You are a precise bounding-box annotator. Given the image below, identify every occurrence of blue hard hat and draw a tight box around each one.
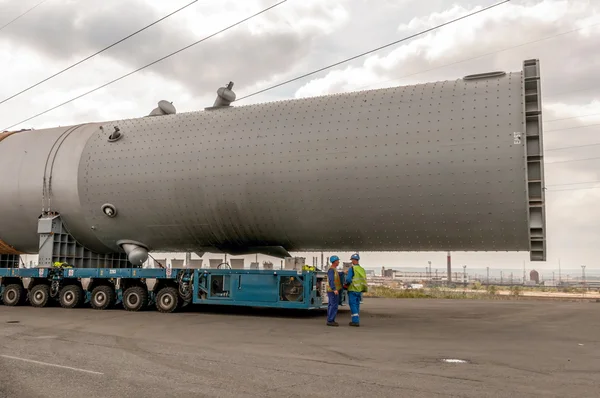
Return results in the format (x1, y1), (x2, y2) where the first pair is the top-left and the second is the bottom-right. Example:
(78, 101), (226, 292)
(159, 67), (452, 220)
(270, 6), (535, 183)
(330, 255), (340, 263)
(350, 253), (360, 261)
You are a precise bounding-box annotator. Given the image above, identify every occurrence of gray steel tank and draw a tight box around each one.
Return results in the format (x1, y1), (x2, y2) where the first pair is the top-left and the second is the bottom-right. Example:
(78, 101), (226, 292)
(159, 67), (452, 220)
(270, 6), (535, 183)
(0, 59), (546, 262)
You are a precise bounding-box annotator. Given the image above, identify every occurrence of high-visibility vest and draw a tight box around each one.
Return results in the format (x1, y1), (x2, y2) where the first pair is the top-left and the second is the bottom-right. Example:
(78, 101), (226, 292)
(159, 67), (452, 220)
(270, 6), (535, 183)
(327, 268), (342, 292)
(348, 265), (368, 293)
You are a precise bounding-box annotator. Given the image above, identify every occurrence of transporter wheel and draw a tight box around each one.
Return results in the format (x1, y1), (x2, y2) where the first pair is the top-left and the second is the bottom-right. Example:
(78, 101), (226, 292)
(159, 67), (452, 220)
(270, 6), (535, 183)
(156, 287), (179, 313)
(2, 284), (25, 306)
(122, 286), (148, 312)
(29, 284), (50, 308)
(90, 285), (115, 310)
(59, 285), (84, 309)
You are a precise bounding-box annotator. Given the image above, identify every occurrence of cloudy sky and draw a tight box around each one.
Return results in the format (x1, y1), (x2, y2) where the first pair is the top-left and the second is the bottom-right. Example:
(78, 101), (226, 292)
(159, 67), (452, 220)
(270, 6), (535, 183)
(1, 0), (599, 272)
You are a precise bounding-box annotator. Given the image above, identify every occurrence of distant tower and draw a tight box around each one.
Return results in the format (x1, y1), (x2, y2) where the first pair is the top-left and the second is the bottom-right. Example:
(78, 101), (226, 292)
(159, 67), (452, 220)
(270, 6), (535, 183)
(447, 251), (452, 282)
(530, 269), (540, 284)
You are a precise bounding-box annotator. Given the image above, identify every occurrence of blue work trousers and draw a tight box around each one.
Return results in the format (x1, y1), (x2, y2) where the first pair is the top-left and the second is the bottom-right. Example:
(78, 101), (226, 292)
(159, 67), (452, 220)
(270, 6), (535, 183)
(327, 292), (339, 323)
(348, 291), (362, 324)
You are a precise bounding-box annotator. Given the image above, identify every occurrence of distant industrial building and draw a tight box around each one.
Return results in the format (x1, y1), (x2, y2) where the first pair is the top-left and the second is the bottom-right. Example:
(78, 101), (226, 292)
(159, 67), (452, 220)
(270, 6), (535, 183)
(379, 267), (467, 284)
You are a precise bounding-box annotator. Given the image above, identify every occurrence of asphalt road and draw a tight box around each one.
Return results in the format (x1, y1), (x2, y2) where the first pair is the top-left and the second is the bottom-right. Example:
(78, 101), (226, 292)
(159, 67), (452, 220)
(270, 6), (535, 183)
(0, 298), (599, 398)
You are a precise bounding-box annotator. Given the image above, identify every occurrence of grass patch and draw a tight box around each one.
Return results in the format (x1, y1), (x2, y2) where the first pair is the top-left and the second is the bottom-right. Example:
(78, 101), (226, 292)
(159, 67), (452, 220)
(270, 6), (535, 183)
(365, 286), (429, 299)
(364, 286), (503, 300)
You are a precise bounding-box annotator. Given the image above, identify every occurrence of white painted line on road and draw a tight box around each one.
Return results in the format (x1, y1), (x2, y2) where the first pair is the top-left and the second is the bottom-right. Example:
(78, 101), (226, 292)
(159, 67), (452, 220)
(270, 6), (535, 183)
(0, 354), (103, 375)
(441, 359), (468, 363)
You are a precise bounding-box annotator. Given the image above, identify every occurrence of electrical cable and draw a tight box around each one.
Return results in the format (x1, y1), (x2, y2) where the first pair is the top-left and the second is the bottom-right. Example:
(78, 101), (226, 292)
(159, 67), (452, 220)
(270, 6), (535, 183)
(545, 112), (600, 123)
(546, 142), (600, 152)
(547, 186), (600, 192)
(0, 0), (49, 33)
(546, 156), (600, 165)
(0, 0), (199, 106)
(545, 122), (600, 133)
(546, 180), (600, 187)
(234, 0), (511, 102)
(1, 0), (288, 131)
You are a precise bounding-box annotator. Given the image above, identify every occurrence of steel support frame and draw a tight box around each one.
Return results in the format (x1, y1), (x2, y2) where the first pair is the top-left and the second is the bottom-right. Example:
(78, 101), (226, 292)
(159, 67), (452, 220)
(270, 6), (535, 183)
(522, 59), (547, 261)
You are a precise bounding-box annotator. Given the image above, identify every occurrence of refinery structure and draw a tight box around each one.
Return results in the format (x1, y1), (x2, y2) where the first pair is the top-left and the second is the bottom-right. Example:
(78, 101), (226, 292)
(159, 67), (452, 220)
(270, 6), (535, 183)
(0, 59), (547, 313)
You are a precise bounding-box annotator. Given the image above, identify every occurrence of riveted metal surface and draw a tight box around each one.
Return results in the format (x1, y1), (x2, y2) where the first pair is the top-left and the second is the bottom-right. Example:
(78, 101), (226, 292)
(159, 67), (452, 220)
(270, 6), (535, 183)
(77, 65), (535, 255)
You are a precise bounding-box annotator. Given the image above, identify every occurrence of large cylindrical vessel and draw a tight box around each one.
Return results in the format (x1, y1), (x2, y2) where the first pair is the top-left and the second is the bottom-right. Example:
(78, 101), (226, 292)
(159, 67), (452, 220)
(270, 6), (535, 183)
(0, 59), (546, 261)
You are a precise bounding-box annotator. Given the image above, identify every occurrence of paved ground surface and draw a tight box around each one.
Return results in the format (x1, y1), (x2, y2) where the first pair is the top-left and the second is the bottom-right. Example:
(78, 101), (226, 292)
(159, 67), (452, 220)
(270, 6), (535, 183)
(0, 298), (599, 398)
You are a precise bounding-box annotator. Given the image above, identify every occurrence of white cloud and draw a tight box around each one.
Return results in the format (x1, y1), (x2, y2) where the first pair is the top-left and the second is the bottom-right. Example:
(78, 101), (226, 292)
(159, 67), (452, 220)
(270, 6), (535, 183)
(294, 0), (600, 98)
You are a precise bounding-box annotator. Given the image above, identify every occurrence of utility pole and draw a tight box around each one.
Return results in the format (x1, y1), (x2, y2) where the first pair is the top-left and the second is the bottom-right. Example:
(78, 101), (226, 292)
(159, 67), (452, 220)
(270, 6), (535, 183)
(463, 265), (467, 287)
(447, 251), (452, 284)
(428, 261), (431, 279)
(581, 265), (586, 289)
(558, 258), (561, 283)
(486, 266), (490, 285)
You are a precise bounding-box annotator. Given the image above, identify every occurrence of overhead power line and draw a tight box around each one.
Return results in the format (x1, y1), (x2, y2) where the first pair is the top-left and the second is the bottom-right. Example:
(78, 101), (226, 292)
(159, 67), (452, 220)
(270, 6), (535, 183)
(546, 156), (600, 165)
(0, 0), (199, 106)
(547, 186), (600, 193)
(2, 0), (288, 131)
(235, 0), (511, 102)
(545, 112), (600, 123)
(545, 122), (600, 133)
(547, 180), (600, 187)
(546, 142), (600, 152)
(0, 0), (49, 33)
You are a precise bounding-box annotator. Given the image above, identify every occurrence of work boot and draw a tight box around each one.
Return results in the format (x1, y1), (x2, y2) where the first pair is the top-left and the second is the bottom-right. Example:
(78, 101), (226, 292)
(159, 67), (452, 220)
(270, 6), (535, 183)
(349, 322), (360, 327)
(327, 321), (339, 327)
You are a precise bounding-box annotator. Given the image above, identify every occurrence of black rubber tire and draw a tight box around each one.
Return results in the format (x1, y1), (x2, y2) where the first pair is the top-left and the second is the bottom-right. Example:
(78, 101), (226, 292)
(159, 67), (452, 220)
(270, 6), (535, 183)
(59, 285), (84, 309)
(122, 286), (148, 312)
(90, 285), (115, 310)
(156, 287), (179, 313)
(2, 284), (25, 306)
(29, 284), (50, 308)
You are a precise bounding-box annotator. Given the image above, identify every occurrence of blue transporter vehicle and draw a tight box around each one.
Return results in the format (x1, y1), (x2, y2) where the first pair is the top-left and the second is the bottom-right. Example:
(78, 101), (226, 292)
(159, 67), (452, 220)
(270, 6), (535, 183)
(0, 266), (346, 313)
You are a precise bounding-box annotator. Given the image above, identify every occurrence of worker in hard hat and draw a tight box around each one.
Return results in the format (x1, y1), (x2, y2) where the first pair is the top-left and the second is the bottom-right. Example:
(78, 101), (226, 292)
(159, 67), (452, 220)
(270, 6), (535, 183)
(326, 255), (342, 326)
(344, 253), (368, 327)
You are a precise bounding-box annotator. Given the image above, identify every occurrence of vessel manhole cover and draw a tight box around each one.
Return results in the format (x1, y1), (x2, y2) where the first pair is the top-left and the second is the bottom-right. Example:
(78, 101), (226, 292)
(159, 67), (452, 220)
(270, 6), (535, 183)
(6, 321), (19, 324)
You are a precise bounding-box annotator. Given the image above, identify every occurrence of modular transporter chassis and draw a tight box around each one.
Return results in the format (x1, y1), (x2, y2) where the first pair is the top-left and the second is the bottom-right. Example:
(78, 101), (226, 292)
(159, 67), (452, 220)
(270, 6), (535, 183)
(0, 266), (346, 312)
